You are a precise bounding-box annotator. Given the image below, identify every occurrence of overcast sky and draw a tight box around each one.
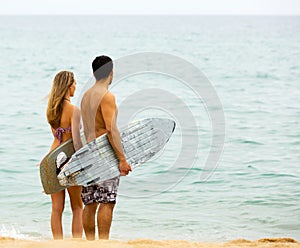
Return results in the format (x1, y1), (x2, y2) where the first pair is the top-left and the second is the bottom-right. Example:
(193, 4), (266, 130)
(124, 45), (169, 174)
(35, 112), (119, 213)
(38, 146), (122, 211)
(1, 0), (300, 15)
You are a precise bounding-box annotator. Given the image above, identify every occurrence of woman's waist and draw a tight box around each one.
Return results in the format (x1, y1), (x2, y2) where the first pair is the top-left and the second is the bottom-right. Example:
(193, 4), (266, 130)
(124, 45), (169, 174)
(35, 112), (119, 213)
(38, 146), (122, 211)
(50, 134), (72, 151)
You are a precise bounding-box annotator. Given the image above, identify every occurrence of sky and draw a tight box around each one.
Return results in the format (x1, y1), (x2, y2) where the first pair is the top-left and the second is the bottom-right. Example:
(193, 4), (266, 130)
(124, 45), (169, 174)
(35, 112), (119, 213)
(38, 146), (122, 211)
(1, 0), (300, 15)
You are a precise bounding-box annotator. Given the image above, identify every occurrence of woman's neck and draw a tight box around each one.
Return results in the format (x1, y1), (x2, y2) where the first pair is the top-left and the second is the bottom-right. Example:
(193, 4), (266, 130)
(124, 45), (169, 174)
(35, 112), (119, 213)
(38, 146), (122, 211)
(64, 94), (71, 102)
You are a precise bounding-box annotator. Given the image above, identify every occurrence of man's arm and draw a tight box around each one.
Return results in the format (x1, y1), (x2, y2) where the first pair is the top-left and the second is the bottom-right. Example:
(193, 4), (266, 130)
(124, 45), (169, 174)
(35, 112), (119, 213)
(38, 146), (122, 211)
(101, 93), (132, 175)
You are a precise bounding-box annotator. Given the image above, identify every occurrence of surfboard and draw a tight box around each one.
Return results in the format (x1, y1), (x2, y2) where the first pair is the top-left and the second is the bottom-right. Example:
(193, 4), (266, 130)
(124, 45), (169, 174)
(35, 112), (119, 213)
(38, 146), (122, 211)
(57, 118), (176, 187)
(39, 138), (75, 194)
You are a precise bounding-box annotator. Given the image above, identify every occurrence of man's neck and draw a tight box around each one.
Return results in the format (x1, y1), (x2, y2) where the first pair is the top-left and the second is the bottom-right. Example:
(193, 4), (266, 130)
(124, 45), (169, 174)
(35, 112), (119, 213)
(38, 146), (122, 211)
(95, 78), (110, 89)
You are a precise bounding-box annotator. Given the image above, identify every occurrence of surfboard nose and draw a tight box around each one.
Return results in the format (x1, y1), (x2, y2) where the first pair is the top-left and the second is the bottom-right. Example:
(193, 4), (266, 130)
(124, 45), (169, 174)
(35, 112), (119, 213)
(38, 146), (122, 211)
(151, 118), (176, 143)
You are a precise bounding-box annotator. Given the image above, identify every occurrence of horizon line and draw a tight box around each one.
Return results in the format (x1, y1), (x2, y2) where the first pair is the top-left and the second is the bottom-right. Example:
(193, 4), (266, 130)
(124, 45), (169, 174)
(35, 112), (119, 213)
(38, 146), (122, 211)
(0, 14), (300, 16)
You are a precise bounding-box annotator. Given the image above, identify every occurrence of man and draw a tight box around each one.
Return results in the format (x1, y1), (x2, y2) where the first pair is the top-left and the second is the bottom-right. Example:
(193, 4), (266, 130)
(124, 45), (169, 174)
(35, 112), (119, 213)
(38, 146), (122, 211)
(80, 55), (132, 240)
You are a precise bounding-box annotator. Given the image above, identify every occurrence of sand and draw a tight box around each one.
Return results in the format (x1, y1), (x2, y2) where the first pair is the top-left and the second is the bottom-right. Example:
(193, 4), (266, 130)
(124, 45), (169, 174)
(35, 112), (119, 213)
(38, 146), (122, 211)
(0, 237), (299, 248)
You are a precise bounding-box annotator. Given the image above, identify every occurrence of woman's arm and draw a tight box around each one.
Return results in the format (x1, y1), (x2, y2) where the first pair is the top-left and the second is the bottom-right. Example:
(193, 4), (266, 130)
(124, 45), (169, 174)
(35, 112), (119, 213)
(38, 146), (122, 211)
(71, 106), (83, 151)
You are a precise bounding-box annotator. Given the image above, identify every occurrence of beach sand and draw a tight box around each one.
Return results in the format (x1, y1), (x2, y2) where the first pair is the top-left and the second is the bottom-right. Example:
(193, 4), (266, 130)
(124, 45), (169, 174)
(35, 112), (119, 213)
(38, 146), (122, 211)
(0, 237), (299, 248)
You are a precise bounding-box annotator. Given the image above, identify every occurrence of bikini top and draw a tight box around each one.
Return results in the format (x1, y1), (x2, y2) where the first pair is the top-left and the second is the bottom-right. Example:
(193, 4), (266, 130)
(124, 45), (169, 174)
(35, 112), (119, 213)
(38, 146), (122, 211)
(53, 126), (71, 143)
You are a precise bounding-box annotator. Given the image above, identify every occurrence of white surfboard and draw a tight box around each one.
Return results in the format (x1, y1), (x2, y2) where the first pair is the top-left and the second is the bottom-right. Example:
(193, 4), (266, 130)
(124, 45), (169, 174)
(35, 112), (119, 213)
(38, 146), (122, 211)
(57, 118), (176, 187)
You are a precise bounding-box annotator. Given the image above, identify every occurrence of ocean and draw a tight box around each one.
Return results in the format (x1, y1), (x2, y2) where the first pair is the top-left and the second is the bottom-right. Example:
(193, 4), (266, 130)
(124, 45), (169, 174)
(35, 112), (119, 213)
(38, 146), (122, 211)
(0, 15), (299, 242)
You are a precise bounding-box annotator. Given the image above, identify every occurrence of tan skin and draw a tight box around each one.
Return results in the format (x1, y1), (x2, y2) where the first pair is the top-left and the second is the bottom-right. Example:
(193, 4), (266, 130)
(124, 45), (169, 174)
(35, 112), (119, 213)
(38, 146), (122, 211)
(81, 71), (131, 240)
(49, 80), (83, 239)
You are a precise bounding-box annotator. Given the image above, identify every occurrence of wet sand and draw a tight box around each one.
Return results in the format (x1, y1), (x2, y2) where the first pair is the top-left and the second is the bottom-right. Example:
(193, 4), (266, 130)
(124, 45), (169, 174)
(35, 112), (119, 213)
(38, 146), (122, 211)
(0, 237), (299, 248)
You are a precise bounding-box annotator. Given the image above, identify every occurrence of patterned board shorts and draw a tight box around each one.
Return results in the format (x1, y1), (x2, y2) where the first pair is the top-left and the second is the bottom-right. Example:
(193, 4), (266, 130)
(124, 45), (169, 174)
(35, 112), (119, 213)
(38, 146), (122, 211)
(81, 176), (120, 205)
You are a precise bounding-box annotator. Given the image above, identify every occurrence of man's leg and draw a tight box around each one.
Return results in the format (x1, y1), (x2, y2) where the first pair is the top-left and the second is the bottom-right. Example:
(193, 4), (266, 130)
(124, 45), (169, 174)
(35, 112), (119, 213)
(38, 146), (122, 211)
(97, 203), (115, 239)
(83, 202), (98, 240)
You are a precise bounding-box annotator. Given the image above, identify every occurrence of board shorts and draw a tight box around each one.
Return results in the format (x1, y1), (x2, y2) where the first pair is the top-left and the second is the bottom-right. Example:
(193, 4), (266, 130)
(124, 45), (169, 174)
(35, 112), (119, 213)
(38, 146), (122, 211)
(81, 176), (120, 205)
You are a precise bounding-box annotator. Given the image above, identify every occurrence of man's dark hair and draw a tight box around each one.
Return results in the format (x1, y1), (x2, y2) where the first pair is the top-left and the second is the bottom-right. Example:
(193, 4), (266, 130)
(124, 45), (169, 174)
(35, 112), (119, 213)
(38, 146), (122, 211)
(92, 55), (113, 81)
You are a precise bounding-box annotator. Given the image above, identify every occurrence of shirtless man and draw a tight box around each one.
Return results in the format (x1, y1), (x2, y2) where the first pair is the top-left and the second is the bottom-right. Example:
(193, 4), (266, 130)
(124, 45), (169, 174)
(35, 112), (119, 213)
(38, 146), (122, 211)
(80, 55), (132, 240)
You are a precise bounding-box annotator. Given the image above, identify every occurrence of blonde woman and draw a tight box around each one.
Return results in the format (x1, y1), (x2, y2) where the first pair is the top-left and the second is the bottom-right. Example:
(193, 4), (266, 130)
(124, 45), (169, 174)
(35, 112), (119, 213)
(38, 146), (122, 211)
(46, 71), (83, 239)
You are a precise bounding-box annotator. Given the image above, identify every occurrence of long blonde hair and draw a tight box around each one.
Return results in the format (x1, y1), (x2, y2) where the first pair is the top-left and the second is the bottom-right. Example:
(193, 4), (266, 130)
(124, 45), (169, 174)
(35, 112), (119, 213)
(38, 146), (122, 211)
(47, 71), (74, 129)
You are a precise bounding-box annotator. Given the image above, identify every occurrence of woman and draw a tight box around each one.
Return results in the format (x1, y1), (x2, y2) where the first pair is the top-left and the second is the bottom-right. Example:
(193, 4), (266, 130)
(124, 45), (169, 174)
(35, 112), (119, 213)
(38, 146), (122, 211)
(46, 71), (83, 239)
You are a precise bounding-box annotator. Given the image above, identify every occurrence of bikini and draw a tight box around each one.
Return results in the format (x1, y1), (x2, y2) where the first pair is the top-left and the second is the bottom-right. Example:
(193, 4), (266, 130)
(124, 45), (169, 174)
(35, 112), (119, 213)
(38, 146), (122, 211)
(53, 126), (72, 143)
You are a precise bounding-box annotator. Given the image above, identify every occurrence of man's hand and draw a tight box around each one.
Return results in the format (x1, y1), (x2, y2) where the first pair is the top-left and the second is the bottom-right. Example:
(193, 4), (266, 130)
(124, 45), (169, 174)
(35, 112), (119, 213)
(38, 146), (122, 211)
(119, 160), (132, 176)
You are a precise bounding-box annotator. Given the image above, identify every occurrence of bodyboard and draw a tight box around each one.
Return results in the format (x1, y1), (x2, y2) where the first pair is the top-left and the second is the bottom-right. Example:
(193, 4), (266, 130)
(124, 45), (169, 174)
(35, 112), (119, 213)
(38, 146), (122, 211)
(40, 139), (75, 194)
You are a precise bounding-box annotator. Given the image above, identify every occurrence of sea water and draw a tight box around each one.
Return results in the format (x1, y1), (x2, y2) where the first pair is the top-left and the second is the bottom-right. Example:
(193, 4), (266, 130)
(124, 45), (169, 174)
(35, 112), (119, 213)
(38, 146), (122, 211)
(0, 16), (299, 241)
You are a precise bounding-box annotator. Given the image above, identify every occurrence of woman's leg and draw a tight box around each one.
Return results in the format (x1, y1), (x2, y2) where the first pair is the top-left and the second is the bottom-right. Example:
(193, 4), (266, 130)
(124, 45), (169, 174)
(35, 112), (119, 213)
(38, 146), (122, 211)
(50, 190), (65, 239)
(67, 186), (83, 238)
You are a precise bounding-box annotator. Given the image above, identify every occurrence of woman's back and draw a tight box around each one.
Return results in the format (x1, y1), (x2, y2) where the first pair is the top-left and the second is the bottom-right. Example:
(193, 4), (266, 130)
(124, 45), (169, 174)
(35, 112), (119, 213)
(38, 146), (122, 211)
(50, 100), (74, 151)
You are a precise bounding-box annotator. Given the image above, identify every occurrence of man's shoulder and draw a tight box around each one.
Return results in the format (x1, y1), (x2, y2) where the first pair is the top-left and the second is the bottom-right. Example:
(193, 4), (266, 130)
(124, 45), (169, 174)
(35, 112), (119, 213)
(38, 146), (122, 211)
(81, 87), (98, 104)
(81, 88), (91, 102)
(103, 91), (115, 102)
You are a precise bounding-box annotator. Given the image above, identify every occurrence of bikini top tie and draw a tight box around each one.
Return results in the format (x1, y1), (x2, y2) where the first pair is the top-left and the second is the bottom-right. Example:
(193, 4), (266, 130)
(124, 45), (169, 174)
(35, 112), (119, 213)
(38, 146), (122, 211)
(54, 126), (71, 143)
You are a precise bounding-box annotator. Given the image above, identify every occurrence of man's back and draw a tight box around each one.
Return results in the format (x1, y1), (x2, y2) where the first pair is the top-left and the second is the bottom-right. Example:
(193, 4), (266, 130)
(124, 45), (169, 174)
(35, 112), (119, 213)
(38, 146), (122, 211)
(81, 84), (116, 143)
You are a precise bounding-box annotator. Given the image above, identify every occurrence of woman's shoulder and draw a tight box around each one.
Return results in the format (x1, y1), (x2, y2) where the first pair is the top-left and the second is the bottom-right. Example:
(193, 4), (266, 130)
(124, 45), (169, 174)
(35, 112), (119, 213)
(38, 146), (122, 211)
(62, 101), (78, 119)
(63, 101), (75, 110)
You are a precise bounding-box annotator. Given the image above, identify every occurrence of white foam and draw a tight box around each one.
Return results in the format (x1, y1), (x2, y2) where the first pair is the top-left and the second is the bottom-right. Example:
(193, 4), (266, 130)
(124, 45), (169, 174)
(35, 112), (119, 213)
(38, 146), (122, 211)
(0, 224), (35, 240)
